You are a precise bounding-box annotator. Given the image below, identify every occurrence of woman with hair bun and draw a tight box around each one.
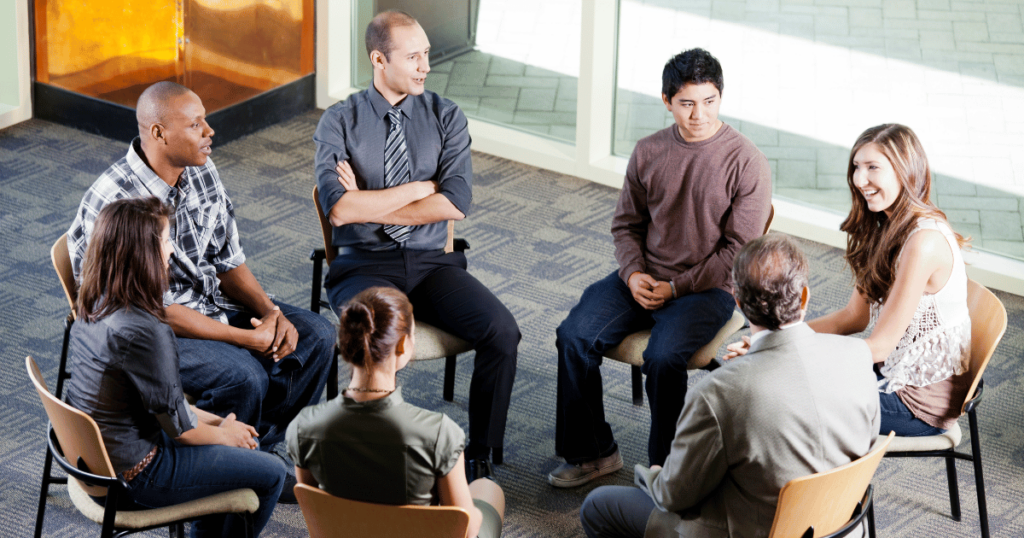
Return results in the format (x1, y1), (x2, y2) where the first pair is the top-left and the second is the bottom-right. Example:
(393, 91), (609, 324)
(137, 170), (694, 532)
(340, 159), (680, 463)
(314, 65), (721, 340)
(729, 124), (971, 437)
(286, 287), (505, 538)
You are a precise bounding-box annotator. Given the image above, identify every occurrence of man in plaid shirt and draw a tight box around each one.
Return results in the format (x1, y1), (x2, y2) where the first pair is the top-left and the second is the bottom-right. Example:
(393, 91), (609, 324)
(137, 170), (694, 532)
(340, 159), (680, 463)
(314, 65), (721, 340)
(68, 82), (334, 500)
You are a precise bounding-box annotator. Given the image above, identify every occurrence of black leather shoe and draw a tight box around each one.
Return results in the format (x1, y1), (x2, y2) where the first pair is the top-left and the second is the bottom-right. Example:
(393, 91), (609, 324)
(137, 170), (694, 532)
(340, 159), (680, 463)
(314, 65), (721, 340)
(466, 458), (494, 482)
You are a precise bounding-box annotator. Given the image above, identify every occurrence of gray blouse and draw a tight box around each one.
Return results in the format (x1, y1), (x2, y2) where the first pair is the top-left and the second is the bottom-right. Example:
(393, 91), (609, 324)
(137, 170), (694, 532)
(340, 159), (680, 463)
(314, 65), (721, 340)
(287, 387), (464, 505)
(66, 307), (197, 475)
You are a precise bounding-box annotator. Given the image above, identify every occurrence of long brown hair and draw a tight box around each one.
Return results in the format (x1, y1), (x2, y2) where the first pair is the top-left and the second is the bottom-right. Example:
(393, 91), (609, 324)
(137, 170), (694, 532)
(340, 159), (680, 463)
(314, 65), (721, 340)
(338, 287), (414, 368)
(77, 197), (172, 322)
(841, 124), (967, 304)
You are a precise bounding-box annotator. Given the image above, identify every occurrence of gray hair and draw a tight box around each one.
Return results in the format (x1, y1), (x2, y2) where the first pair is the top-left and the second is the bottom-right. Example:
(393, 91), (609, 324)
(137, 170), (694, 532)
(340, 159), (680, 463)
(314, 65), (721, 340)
(732, 235), (809, 330)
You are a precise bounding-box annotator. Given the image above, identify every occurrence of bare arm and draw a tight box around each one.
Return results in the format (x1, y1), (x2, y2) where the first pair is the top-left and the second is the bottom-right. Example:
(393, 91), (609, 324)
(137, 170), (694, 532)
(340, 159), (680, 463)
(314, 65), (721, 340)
(437, 452), (483, 538)
(165, 303), (273, 352)
(807, 288), (871, 336)
(218, 263), (297, 360)
(327, 180), (438, 226)
(378, 193), (465, 225)
(176, 412), (259, 449)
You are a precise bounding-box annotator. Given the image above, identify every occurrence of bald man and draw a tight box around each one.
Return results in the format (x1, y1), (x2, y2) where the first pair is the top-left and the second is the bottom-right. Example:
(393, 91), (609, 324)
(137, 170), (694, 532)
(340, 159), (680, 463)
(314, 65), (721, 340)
(67, 81), (334, 503)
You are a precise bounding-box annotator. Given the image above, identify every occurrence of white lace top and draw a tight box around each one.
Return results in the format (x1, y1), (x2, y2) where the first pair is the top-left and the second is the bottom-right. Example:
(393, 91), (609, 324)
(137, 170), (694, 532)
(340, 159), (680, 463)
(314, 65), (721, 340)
(872, 218), (971, 394)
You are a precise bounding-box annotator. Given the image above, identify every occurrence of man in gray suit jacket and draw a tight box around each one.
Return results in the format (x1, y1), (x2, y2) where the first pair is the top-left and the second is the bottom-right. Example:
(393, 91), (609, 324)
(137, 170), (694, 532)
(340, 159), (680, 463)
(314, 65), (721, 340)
(580, 235), (881, 538)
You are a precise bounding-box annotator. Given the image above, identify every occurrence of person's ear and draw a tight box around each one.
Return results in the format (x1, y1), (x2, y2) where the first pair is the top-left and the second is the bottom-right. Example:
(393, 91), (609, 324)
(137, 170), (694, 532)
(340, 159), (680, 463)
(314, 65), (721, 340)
(370, 50), (386, 71)
(150, 123), (165, 144)
(662, 93), (671, 110)
(800, 286), (810, 310)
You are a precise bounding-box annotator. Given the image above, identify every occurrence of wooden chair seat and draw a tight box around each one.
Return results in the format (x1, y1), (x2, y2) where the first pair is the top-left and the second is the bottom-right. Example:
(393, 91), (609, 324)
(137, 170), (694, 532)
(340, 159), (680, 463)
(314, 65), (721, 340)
(295, 483), (469, 538)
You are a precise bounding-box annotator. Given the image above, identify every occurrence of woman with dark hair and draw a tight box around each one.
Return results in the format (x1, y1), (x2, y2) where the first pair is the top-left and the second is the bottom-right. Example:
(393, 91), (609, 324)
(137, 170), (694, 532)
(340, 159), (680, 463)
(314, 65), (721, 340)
(66, 197), (285, 537)
(729, 124), (970, 437)
(286, 287), (506, 538)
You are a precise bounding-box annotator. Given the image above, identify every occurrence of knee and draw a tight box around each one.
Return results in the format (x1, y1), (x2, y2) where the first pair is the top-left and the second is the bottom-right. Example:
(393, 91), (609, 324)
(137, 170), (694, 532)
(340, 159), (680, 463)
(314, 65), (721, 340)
(555, 312), (590, 354)
(478, 306), (521, 354)
(580, 486), (615, 538)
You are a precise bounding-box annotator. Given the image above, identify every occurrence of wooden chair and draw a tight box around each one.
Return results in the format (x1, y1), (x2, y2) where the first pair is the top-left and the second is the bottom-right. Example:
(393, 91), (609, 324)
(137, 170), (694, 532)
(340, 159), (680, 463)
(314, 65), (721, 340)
(605, 205), (775, 406)
(294, 483), (470, 538)
(33, 234), (79, 538)
(769, 432), (894, 538)
(27, 356), (259, 538)
(879, 279), (1006, 538)
(308, 186), (473, 404)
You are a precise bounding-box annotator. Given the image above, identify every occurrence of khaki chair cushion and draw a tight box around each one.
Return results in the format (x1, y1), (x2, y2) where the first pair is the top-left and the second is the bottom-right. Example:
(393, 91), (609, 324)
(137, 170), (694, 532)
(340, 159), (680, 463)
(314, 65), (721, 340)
(414, 321), (473, 361)
(605, 309), (746, 370)
(67, 477), (258, 529)
(881, 422), (962, 452)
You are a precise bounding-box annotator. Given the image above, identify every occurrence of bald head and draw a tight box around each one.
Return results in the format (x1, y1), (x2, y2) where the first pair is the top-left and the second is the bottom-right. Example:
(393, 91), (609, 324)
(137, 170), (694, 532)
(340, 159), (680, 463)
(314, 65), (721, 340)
(136, 81), (193, 135)
(365, 10), (418, 60)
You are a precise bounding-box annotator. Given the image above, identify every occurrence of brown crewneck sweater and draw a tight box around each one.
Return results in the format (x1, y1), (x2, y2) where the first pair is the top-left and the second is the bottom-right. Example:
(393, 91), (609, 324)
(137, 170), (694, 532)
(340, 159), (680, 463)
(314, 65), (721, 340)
(612, 123), (772, 295)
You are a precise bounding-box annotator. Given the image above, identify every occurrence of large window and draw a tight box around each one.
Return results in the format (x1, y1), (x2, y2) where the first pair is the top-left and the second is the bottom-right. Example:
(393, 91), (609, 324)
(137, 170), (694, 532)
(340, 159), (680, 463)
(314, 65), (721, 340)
(614, 0), (1024, 261)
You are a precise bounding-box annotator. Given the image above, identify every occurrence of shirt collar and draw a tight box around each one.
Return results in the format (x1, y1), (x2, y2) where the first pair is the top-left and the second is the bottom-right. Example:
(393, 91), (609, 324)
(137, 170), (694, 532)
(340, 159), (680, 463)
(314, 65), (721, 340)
(367, 82), (417, 121)
(127, 138), (177, 203)
(749, 321), (805, 346)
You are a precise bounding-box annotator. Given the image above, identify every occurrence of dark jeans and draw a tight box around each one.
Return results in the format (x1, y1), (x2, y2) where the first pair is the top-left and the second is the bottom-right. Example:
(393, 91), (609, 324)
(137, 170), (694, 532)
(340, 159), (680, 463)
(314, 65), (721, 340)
(580, 485), (654, 538)
(326, 249), (520, 450)
(177, 300), (335, 449)
(878, 374), (947, 437)
(555, 272), (734, 466)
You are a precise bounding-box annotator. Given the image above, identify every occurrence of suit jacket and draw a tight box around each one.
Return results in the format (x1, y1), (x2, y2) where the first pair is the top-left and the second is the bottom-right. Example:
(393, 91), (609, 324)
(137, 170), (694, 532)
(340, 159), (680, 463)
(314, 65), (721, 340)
(635, 323), (881, 538)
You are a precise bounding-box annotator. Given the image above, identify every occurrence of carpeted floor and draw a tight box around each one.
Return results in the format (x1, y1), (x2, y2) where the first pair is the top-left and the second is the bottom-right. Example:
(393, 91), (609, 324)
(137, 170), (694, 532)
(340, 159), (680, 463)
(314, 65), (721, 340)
(1, 112), (1022, 537)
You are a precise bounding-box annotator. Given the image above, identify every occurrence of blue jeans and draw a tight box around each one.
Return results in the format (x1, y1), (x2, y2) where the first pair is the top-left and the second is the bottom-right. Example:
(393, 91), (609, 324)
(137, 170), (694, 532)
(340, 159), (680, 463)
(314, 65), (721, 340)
(878, 374), (946, 437)
(580, 485), (654, 538)
(117, 434), (287, 537)
(555, 271), (734, 466)
(177, 300), (335, 448)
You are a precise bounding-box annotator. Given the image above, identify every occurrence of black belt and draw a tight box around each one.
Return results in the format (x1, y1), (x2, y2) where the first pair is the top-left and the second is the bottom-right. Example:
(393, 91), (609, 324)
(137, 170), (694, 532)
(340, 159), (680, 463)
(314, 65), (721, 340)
(334, 246), (445, 257)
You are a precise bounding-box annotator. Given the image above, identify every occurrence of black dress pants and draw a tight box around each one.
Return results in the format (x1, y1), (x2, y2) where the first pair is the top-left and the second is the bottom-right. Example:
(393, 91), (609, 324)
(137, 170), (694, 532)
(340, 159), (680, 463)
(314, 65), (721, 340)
(326, 249), (520, 450)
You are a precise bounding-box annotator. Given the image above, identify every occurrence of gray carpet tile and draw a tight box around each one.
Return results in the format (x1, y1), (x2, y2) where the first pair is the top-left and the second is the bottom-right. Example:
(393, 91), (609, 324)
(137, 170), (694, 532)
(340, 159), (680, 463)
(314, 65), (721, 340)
(2, 113), (1023, 537)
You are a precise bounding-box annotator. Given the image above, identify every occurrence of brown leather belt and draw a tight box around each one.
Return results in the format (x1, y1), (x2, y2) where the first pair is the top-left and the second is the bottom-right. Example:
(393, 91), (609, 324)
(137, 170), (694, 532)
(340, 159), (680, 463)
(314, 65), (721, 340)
(123, 445), (158, 482)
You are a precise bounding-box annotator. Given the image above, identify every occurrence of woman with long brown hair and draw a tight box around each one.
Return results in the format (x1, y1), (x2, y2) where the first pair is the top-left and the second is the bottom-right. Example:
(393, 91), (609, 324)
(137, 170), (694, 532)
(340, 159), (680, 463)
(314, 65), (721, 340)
(66, 197), (286, 537)
(729, 124), (970, 437)
(286, 287), (506, 538)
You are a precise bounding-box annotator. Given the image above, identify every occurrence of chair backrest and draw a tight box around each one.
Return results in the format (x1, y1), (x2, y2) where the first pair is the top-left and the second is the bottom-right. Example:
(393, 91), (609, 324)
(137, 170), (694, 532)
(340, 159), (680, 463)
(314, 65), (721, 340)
(294, 483), (470, 538)
(765, 204), (775, 234)
(51, 233), (78, 320)
(26, 356), (117, 497)
(768, 432), (894, 538)
(961, 279), (1007, 414)
(311, 185), (455, 267)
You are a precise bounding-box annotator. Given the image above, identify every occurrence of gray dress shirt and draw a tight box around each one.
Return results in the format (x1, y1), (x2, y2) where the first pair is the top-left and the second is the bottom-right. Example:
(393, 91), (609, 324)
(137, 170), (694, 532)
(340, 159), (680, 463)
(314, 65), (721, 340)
(66, 307), (198, 475)
(313, 84), (473, 251)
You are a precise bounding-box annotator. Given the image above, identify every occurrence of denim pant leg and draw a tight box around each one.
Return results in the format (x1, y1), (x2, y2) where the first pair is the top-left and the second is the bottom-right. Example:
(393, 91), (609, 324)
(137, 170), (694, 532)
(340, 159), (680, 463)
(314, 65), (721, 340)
(580, 485), (654, 538)
(177, 337), (270, 441)
(877, 381), (946, 437)
(253, 300), (335, 447)
(126, 436), (287, 538)
(643, 288), (734, 466)
(555, 272), (648, 463)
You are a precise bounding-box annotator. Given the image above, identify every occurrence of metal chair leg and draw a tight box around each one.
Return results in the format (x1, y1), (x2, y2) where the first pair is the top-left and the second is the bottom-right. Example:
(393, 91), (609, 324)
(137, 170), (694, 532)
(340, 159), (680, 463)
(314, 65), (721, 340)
(443, 355), (457, 402)
(945, 455), (961, 521)
(968, 411), (990, 538)
(33, 445), (64, 538)
(630, 366), (643, 406)
(867, 497), (876, 538)
(326, 348), (339, 400)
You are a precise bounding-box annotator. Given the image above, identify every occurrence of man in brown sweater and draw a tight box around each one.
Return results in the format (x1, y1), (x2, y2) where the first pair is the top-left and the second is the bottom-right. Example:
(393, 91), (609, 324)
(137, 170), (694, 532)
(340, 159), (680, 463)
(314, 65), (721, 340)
(549, 48), (772, 488)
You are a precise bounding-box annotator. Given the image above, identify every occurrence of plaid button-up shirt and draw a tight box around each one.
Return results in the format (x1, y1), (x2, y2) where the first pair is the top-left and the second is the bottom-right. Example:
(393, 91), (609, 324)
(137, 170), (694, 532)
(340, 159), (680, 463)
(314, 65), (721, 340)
(68, 138), (246, 322)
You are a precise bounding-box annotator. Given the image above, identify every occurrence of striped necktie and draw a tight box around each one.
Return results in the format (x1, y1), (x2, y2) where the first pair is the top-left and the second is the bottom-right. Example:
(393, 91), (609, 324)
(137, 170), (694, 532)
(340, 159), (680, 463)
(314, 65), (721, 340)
(383, 107), (412, 243)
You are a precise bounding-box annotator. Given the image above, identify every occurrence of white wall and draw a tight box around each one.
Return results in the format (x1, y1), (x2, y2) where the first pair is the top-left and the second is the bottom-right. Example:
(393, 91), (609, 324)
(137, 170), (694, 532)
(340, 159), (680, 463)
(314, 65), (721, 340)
(0, 0), (32, 129)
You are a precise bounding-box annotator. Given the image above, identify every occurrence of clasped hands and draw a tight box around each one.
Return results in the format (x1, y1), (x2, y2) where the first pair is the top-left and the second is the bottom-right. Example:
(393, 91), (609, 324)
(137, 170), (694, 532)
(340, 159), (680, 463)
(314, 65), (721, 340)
(628, 272), (674, 310)
(247, 306), (297, 362)
(219, 412), (260, 450)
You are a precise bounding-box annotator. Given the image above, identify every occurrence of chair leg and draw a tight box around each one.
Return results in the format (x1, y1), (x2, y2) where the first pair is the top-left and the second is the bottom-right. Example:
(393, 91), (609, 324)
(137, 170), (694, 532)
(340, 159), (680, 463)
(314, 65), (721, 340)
(945, 455), (961, 521)
(169, 521), (185, 538)
(100, 494), (118, 538)
(326, 348), (339, 400)
(492, 447), (503, 465)
(55, 317), (73, 399)
(867, 497), (876, 538)
(33, 446), (57, 538)
(243, 511), (255, 538)
(443, 355), (457, 402)
(968, 411), (990, 538)
(631, 366), (643, 407)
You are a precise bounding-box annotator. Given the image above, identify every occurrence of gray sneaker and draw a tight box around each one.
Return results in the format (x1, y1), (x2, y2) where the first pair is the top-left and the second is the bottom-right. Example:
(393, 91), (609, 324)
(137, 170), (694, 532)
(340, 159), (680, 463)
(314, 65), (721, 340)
(547, 449), (623, 488)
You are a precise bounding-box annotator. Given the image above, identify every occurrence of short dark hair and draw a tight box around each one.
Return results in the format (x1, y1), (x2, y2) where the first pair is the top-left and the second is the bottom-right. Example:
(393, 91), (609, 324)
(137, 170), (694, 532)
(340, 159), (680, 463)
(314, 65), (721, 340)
(662, 48), (724, 100)
(365, 10), (418, 60)
(732, 235), (809, 331)
(338, 287), (414, 369)
(77, 197), (172, 323)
